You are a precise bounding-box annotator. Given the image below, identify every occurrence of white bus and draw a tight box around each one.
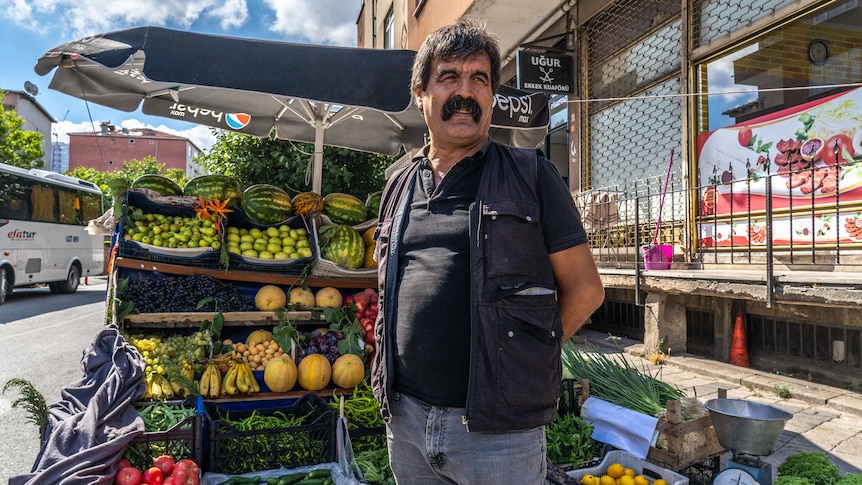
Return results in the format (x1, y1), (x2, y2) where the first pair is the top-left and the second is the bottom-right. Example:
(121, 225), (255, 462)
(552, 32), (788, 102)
(0, 162), (106, 305)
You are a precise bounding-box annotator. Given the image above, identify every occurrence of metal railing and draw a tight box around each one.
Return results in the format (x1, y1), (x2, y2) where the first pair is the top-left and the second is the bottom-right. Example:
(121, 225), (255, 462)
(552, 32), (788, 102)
(578, 161), (862, 274)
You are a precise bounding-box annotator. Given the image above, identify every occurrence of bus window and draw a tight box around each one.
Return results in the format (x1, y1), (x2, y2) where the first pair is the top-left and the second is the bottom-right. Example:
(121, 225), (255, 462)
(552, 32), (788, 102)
(31, 184), (57, 223)
(58, 188), (79, 225)
(0, 173), (32, 219)
(81, 192), (102, 221)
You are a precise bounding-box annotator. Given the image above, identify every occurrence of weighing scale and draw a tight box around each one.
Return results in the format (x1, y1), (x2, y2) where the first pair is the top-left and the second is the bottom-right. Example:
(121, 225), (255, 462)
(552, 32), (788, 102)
(705, 398), (793, 485)
(713, 453), (773, 485)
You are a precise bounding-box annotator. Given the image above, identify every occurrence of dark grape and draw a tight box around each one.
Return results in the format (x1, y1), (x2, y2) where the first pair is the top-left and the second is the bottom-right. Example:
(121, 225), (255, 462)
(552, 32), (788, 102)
(119, 273), (255, 313)
(329, 345), (339, 355)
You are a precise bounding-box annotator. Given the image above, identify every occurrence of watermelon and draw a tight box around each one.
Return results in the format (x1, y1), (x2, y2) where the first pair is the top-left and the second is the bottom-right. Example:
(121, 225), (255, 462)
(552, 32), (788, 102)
(365, 191), (382, 219)
(183, 174), (242, 206)
(319, 224), (365, 269)
(130, 174), (183, 196)
(241, 184), (293, 224)
(323, 193), (367, 225)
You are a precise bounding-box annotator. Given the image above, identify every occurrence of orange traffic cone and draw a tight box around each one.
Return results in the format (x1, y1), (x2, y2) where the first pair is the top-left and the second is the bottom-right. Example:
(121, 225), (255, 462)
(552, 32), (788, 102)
(729, 314), (749, 367)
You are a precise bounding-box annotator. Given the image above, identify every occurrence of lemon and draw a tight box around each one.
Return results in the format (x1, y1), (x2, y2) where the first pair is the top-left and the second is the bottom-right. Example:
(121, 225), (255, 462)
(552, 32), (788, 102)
(600, 475), (617, 485)
(653, 480), (668, 485)
(607, 463), (625, 479)
(619, 475), (636, 485)
(581, 475), (600, 485)
(624, 469), (636, 478)
(634, 476), (649, 485)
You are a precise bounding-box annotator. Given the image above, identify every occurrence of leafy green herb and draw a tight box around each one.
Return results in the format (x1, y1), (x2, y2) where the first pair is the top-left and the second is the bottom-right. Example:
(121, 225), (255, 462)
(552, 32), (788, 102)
(545, 413), (603, 468)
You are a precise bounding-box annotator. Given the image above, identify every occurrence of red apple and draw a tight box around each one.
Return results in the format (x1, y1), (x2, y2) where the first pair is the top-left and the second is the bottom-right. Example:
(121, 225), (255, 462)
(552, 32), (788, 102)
(162, 478), (175, 485)
(119, 458), (132, 469)
(115, 466), (142, 485)
(142, 467), (163, 485)
(152, 455), (175, 476)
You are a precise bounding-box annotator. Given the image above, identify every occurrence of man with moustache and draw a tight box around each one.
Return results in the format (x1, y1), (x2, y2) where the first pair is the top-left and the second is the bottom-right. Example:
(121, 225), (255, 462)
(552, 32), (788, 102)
(370, 19), (605, 485)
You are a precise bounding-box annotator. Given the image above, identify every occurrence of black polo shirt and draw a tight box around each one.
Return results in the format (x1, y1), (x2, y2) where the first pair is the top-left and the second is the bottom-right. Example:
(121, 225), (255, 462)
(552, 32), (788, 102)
(392, 143), (586, 407)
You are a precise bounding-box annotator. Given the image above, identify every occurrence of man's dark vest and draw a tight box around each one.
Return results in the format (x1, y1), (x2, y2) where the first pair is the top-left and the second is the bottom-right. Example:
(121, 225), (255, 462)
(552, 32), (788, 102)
(371, 142), (563, 432)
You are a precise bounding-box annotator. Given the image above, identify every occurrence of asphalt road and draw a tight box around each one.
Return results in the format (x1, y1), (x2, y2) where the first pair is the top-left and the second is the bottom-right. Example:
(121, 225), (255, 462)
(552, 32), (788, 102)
(0, 277), (109, 482)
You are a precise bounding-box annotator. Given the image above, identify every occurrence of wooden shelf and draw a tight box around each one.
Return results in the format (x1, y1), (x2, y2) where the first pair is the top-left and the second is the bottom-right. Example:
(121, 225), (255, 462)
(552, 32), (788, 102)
(115, 257), (375, 288)
(123, 311), (313, 329)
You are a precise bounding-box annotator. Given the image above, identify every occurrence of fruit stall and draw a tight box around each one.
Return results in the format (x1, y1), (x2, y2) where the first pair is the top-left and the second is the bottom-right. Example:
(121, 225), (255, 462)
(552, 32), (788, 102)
(99, 172), (386, 484)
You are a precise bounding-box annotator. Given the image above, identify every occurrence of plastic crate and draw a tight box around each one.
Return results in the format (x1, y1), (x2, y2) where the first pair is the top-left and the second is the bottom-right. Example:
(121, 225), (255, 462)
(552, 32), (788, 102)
(310, 218), (377, 279)
(119, 191), (222, 268)
(125, 402), (204, 471)
(205, 393), (337, 474)
(567, 450), (689, 485)
(347, 422), (386, 454)
(224, 213), (317, 275)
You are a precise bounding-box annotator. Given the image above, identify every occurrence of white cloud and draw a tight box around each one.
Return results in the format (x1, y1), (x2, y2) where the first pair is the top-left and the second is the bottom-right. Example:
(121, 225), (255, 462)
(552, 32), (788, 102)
(706, 44), (759, 104)
(264, 0), (361, 46)
(3, 0), (251, 37)
(53, 118), (217, 151)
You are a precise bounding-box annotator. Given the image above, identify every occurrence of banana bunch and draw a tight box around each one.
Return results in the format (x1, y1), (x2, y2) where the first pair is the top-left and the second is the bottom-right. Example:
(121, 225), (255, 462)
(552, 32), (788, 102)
(222, 360), (260, 396)
(144, 373), (176, 400)
(197, 362), (222, 398)
(169, 361), (197, 398)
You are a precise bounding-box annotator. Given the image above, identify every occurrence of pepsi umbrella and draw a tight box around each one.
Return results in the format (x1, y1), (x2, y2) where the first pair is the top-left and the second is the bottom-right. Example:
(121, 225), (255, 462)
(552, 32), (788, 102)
(35, 26), (549, 192)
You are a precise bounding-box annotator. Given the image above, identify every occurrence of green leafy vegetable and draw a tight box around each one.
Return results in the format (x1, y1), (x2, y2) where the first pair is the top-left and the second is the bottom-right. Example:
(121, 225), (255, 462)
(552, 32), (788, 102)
(777, 452), (840, 485)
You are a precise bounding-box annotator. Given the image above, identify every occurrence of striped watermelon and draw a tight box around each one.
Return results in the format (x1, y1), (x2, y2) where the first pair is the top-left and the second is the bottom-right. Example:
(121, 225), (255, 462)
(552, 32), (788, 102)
(365, 191), (382, 218)
(319, 224), (365, 269)
(183, 174), (242, 206)
(130, 174), (183, 196)
(241, 184), (293, 224)
(323, 193), (367, 225)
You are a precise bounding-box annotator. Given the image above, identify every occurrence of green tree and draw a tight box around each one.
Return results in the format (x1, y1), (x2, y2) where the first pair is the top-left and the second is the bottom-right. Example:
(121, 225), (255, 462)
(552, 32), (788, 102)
(0, 91), (45, 169)
(66, 156), (186, 202)
(196, 131), (391, 198)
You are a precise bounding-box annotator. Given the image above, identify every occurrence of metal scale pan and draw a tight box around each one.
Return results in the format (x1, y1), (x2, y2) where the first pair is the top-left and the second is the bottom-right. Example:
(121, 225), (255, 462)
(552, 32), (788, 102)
(705, 398), (793, 485)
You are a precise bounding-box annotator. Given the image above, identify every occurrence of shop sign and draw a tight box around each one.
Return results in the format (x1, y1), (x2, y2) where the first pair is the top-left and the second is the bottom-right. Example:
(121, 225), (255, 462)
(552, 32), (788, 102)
(517, 51), (574, 94)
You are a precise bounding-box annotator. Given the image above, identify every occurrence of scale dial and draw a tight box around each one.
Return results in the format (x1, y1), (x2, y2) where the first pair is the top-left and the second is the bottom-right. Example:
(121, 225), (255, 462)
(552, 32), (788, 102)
(713, 468), (760, 485)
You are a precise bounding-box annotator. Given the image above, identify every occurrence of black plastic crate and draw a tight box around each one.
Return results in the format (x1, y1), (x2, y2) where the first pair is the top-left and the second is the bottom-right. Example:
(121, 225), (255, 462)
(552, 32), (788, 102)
(224, 213), (317, 275)
(118, 191), (223, 268)
(125, 402), (204, 470)
(205, 393), (337, 474)
(347, 422), (387, 454)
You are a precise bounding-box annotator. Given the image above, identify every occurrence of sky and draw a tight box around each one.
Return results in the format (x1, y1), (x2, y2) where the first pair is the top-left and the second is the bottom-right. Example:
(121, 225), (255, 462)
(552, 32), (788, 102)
(0, 0), (364, 151)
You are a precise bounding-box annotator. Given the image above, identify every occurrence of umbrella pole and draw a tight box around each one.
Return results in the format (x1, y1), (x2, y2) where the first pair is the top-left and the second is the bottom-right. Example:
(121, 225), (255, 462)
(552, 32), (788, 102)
(313, 120), (325, 194)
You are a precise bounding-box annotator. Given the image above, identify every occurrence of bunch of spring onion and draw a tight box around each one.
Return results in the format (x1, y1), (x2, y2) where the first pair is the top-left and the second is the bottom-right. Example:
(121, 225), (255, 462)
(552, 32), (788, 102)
(561, 341), (685, 417)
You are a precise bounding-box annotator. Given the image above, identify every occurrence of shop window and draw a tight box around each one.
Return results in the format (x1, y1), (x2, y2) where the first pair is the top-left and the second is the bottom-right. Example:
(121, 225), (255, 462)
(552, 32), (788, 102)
(695, 0), (862, 132)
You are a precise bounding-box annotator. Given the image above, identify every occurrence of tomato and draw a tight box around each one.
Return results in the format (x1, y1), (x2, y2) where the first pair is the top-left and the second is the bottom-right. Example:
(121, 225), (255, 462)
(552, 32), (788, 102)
(174, 460), (200, 478)
(822, 134), (854, 165)
(152, 455), (175, 477)
(171, 469), (200, 485)
(115, 466), (142, 485)
(142, 467), (163, 485)
(738, 126), (753, 147)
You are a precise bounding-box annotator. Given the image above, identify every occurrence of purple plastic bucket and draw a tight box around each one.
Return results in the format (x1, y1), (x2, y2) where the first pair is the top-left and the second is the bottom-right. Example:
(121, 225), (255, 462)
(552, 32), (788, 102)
(643, 244), (673, 270)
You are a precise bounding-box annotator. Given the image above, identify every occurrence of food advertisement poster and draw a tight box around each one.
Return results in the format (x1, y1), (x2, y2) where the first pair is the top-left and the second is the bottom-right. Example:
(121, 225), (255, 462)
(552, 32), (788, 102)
(697, 87), (862, 248)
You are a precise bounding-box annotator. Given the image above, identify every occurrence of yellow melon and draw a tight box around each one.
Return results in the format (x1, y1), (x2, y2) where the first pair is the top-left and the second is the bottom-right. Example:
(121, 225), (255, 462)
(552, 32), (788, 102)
(331, 353), (365, 389)
(255, 285), (286, 311)
(297, 353), (332, 391)
(263, 355), (298, 392)
(363, 242), (377, 268)
(362, 226), (376, 247)
(288, 287), (316, 308)
(315, 287), (343, 308)
(246, 329), (274, 347)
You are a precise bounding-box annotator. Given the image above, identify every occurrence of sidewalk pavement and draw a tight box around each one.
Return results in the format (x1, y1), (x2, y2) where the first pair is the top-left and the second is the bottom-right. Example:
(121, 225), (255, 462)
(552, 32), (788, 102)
(573, 329), (862, 480)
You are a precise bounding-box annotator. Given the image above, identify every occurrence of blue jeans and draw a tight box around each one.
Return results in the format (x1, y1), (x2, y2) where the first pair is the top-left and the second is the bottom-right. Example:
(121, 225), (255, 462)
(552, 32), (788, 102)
(385, 392), (547, 485)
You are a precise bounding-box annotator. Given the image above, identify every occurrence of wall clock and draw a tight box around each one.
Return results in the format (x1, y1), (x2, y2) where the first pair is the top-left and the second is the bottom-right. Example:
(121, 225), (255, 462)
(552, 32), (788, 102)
(808, 39), (829, 65)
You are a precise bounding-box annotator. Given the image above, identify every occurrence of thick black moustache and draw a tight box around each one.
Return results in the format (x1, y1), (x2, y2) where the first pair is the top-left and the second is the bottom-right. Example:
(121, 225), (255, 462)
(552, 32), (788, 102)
(442, 96), (482, 123)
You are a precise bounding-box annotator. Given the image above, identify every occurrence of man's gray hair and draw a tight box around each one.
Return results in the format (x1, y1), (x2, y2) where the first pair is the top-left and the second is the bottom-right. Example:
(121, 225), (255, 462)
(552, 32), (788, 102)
(411, 18), (502, 94)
